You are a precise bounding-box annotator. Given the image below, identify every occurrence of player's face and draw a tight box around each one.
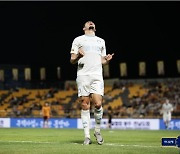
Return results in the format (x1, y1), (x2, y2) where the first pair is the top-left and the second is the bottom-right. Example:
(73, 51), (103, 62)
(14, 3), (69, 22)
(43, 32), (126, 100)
(165, 99), (169, 104)
(84, 21), (96, 31)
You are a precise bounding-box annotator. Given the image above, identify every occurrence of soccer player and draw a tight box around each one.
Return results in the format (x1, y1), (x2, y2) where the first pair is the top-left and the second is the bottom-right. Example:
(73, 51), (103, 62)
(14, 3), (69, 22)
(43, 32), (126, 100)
(42, 102), (51, 128)
(160, 98), (174, 129)
(70, 21), (114, 145)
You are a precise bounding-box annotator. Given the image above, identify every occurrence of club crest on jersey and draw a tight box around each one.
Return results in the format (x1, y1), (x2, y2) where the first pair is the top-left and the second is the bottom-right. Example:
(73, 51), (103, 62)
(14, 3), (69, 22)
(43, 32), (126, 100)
(97, 40), (101, 43)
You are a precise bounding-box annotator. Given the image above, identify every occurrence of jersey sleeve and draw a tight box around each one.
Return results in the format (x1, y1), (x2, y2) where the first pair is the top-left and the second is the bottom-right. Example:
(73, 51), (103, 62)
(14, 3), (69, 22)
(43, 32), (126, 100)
(70, 38), (79, 54)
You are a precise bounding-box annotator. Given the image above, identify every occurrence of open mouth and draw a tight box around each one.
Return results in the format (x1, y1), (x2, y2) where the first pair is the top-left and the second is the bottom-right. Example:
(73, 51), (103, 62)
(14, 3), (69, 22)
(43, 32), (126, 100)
(89, 26), (94, 30)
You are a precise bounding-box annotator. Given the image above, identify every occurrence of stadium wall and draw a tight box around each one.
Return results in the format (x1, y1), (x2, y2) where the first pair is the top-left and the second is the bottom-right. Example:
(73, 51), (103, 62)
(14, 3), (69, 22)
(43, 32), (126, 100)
(0, 118), (179, 130)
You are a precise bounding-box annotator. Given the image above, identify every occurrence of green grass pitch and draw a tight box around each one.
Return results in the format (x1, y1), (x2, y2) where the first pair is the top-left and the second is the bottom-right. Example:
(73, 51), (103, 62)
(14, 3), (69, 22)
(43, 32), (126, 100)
(0, 128), (179, 154)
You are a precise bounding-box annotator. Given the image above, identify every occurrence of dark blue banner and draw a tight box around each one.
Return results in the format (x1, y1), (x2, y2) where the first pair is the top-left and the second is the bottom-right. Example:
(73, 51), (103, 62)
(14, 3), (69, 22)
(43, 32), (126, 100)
(162, 136), (180, 148)
(162, 138), (176, 146)
(10, 118), (77, 128)
(160, 119), (180, 130)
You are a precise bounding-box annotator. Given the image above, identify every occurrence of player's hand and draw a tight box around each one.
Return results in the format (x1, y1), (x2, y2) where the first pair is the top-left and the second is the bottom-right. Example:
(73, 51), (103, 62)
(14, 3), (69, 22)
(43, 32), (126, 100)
(105, 53), (114, 61)
(77, 46), (85, 58)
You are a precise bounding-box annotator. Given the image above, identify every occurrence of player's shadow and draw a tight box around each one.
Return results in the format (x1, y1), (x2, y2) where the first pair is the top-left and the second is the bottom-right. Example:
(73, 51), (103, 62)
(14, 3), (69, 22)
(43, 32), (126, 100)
(71, 140), (85, 144)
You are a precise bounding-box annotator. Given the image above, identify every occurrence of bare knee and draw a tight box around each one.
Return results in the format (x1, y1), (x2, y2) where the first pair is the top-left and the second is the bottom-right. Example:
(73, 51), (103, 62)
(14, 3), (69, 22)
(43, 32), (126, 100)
(90, 94), (103, 109)
(80, 97), (90, 110)
(94, 101), (102, 109)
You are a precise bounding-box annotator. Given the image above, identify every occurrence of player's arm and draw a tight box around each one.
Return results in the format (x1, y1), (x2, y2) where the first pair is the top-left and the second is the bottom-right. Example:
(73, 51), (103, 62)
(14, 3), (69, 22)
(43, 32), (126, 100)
(101, 40), (114, 65)
(170, 105), (174, 112)
(70, 52), (83, 64)
(70, 46), (84, 64)
(102, 53), (114, 65)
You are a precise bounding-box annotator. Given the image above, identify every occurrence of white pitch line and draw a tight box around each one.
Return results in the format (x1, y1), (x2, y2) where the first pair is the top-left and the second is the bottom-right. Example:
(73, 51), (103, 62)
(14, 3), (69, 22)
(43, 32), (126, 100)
(105, 143), (160, 148)
(0, 141), (178, 149)
(73, 142), (168, 148)
(0, 140), (55, 144)
(104, 143), (177, 148)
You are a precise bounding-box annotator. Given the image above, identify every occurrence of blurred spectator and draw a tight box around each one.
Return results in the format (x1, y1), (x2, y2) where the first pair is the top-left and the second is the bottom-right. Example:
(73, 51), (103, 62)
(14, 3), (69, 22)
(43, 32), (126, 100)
(41, 102), (51, 128)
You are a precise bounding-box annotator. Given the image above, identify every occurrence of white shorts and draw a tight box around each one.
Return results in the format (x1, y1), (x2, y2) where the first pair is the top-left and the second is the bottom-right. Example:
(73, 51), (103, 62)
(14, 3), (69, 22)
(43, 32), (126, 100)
(76, 75), (104, 97)
(163, 113), (171, 122)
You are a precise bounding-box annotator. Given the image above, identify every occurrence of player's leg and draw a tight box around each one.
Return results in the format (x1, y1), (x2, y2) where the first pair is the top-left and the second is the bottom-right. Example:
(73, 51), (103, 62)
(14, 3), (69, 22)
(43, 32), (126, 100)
(46, 118), (49, 128)
(165, 121), (168, 129)
(166, 120), (170, 129)
(76, 75), (92, 145)
(107, 120), (110, 129)
(90, 93), (104, 145)
(166, 114), (171, 129)
(108, 118), (112, 129)
(164, 118), (169, 129)
(80, 96), (92, 145)
(43, 117), (46, 128)
(163, 114), (167, 129)
(45, 118), (48, 128)
(90, 76), (104, 144)
(91, 94), (103, 132)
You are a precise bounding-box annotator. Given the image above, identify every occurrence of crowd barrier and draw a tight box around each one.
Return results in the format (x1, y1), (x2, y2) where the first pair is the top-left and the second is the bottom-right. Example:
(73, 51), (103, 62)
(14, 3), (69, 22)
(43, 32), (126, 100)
(0, 118), (179, 130)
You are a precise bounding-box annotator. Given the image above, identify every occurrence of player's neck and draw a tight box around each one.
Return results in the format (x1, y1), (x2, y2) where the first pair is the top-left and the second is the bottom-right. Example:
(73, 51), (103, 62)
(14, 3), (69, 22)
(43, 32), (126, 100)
(85, 30), (95, 36)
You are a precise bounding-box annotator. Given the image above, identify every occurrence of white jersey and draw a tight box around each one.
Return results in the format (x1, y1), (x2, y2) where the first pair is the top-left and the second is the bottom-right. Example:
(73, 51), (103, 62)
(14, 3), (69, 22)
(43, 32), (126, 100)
(161, 103), (173, 115)
(70, 34), (106, 76)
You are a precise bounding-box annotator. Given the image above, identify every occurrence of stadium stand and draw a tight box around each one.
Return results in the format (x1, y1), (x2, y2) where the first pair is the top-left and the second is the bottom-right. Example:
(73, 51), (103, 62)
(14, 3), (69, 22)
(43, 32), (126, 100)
(0, 78), (180, 118)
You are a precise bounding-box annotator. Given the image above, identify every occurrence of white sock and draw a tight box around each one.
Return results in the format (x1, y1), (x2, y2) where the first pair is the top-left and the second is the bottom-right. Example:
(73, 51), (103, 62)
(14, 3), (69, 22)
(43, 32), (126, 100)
(81, 110), (90, 138)
(94, 106), (103, 133)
